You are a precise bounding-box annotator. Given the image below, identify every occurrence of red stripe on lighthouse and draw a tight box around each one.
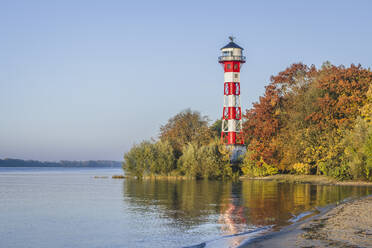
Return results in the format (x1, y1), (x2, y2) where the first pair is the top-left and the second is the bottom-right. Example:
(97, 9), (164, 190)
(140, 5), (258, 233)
(223, 61), (241, 72)
(224, 82), (240, 95)
(222, 107), (242, 120)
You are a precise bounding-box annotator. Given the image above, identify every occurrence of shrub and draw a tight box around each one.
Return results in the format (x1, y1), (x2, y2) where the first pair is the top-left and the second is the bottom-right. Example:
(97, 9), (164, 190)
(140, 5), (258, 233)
(241, 151), (278, 177)
(341, 117), (371, 180)
(292, 163), (311, 175)
(177, 139), (232, 179)
(363, 130), (372, 181)
(317, 161), (328, 175)
(123, 140), (176, 177)
(198, 139), (232, 179)
(177, 142), (199, 177)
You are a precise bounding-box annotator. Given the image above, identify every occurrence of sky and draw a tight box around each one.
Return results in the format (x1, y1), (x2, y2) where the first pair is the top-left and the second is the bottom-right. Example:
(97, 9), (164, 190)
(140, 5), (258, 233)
(0, 0), (371, 161)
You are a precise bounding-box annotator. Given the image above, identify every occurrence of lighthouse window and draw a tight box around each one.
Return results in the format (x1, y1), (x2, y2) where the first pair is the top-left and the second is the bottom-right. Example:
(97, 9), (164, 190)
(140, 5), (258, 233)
(227, 64), (231, 70)
(234, 64), (238, 70)
(234, 74), (239, 79)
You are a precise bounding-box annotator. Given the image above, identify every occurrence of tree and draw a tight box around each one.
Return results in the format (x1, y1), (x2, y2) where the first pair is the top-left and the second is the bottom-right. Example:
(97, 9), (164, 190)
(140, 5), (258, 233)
(243, 63), (315, 167)
(154, 141), (176, 174)
(159, 109), (212, 157)
(209, 119), (222, 139)
(177, 139), (232, 179)
(242, 62), (372, 177)
(307, 64), (372, 130)
(123, 140), (176, 177)
(177, 142), (199, 177)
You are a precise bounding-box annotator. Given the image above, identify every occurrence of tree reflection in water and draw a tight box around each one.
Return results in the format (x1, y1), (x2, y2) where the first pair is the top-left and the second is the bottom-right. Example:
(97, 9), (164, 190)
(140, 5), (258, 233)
(122, 179), (371, 245)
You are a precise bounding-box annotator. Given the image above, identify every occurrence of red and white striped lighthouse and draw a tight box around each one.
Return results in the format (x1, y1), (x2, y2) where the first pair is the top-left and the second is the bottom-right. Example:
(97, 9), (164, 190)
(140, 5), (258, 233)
(219, 37), (246, 158)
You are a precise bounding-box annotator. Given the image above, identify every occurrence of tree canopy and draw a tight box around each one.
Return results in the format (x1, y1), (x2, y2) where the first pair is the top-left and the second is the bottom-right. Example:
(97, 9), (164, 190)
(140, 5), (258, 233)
(242, 62), (372, 180)
(123, 62), (372, 181)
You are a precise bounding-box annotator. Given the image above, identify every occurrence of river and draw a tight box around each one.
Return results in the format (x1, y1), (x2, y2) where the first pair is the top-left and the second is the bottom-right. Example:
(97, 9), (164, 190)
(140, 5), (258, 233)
(0, 167), (371, 248)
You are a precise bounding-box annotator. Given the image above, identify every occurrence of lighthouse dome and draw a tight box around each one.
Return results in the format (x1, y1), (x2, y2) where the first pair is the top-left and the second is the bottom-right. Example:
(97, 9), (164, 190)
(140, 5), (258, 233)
(220, 41), (244, 50)
(219, 37), (245, 63)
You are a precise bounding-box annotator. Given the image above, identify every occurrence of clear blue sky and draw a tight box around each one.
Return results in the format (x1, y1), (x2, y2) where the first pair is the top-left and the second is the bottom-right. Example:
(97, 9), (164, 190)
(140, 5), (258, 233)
(1, 0), (371, 161)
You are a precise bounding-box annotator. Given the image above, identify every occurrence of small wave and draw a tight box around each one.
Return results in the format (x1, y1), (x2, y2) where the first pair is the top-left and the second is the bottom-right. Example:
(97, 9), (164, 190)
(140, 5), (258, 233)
(182, 226), (271, 248)
(289, 211), (314, 223)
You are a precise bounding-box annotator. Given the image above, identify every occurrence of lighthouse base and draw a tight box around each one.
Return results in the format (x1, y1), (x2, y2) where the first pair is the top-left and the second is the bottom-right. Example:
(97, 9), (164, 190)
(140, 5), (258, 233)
(226, 145), (246, 163)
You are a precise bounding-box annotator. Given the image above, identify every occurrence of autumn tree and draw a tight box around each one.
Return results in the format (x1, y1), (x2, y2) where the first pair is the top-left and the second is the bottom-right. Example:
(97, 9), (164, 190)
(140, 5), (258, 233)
(209, 119), (222, 139)
(307, 64), (372, 130)
(243, 63), (315, 168)
(159, 109), (212, 157)
(242, 62), (372, 177)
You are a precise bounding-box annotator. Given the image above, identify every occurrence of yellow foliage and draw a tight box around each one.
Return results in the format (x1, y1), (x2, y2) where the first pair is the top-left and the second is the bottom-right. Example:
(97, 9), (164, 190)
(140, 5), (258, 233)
(292, 163), (311, 175)
(360, 85), (372, 123)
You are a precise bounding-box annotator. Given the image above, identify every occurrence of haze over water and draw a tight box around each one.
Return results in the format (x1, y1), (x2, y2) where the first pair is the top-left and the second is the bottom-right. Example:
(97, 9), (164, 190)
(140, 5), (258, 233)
(1, 167), (371, 248)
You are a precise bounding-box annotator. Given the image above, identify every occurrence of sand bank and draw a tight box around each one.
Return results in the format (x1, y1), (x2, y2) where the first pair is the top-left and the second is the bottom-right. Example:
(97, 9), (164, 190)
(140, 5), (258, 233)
(241, 195), (372, 247)
(240, 174), (372, 186)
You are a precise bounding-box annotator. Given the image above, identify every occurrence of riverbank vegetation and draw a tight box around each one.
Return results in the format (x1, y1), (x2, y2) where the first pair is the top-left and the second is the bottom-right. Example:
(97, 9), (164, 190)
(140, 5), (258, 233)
(123, 62), (372, 181)
(123, 110), (234, 179)
(242, 62), (372, 181)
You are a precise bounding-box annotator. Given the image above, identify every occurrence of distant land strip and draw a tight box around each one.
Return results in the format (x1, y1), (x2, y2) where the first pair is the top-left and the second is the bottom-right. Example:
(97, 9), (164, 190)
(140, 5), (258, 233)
(0, 158), (122, 168)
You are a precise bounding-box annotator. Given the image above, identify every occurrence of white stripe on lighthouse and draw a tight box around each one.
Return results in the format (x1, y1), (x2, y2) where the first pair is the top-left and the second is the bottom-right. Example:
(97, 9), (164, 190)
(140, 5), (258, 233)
(224, 72), (240, 82)
(227, 95), (237, 107)
(227, 119), (236, 132)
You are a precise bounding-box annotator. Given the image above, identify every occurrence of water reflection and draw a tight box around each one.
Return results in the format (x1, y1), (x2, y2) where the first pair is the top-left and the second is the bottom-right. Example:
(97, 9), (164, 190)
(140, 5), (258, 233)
(123, 179), (233, 227)
(240, 180), (372, 228)
(122, 179), (372, 246)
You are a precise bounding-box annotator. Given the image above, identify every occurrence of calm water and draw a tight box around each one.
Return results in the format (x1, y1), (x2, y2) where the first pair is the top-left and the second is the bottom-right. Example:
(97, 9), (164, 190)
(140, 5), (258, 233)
(0, 167), (371, 248)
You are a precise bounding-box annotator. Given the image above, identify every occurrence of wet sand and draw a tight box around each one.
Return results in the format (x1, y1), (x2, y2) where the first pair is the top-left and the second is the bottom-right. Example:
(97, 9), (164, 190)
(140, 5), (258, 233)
(241, 195), (372, 248)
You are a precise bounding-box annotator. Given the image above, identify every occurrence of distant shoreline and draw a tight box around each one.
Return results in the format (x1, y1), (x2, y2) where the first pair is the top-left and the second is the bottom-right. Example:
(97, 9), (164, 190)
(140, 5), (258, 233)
(0, 158), (123, 168)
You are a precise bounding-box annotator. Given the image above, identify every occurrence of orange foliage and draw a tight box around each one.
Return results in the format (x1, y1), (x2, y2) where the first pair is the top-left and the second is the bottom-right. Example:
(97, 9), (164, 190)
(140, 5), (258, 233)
(242, 62), (372, 170)
(307, 64), (372, 130)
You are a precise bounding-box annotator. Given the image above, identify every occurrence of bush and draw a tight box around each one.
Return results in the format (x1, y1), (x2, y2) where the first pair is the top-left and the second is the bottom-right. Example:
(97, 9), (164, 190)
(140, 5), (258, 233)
(329, 164), (352, 180)
(177, 139), (232, 179)
(363, 130), (372, 181)
(317, 160), (351, 180)
(177, 142), (199, 177)
(198, 139), (232, 179)
(317, 161), (328, 175)
(292, 163), (311, 175)
(341, 117), (372, 180)
(241, 151), (278, 177)
(123, 140), (176, 177)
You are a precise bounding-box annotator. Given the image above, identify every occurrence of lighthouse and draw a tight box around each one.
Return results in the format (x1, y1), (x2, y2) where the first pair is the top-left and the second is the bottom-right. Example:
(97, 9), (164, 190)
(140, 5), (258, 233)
(219, 37), (246, 161)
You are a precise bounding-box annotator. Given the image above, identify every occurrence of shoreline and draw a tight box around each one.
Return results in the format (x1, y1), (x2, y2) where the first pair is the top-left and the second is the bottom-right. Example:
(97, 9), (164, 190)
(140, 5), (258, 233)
(118, 173), (372, 186)
(239, 195), (372, 248)
(240, 174), (372, 186)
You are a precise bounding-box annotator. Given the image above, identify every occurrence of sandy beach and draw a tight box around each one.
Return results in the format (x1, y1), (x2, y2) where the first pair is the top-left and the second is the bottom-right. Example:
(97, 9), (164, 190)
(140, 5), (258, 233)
(242, 195), (372, 248)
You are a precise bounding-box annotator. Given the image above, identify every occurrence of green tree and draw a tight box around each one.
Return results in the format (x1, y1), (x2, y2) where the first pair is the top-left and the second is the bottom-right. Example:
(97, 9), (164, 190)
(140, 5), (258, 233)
(159, 109), (212, 157)
(123, 141), (154, 177)
(341, 117), (371, 180)
(209, 119), (222, 139)
(123, 140), (176, 177)
(177, 142), (199, 177)
(197, 139), (232, 179)
(364, 130), (372, 180)
(154, 140), (176, 174)
(177, 139), (232, 179)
